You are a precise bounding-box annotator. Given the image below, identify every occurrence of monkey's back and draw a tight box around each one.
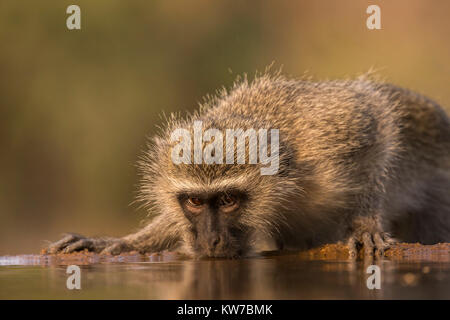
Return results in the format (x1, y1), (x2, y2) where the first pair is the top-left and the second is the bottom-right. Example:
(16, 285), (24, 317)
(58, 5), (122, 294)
(204, 75), (449, 171)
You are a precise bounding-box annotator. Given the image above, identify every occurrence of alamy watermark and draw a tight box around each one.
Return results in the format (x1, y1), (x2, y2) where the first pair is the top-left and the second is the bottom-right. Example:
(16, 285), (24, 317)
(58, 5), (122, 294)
(66, 5), (81, 30)
(366, 5), (381, 30)
(66, 265), (81, 290)
(170, 121), (279, 175)
(366, 265), (381, 290)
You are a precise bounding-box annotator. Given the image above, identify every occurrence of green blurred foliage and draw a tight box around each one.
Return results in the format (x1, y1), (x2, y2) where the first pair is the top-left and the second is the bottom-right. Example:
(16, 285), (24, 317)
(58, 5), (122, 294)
(0, 0), (449, 254)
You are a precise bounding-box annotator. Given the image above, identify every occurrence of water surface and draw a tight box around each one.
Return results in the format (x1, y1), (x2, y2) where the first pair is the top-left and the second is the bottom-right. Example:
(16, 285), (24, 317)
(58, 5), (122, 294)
(1, 253), (449, 299)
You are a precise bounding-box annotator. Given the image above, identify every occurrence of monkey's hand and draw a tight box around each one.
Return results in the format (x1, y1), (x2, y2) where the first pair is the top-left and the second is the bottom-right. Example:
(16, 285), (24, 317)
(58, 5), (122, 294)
(347, 216), (396, 258)
(43, 233), (135, 255)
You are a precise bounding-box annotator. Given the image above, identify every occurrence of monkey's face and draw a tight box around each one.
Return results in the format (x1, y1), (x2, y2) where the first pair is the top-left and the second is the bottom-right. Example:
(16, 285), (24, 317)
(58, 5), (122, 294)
(177, 190), (250, 258)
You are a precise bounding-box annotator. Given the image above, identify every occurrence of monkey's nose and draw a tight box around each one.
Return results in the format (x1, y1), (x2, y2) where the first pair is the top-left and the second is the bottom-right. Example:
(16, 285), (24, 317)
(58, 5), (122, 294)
(209, 236), (221, 249)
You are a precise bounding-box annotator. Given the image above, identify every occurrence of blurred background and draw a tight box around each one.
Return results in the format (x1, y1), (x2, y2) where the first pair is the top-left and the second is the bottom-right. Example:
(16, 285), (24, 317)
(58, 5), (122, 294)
(0, 0), (448, 254)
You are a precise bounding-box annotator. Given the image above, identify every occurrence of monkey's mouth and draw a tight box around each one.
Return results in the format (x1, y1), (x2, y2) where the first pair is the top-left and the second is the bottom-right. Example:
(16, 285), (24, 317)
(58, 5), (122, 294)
(192, 229), (250, 259)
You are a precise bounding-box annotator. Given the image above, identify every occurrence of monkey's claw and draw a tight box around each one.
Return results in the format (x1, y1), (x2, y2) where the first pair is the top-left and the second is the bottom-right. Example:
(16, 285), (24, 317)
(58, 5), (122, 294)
(347, 232), (393, 259)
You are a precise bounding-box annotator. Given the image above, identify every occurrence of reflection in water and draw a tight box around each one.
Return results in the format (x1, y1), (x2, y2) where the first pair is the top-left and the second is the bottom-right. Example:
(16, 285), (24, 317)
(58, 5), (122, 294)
(0, 254), (449, 299)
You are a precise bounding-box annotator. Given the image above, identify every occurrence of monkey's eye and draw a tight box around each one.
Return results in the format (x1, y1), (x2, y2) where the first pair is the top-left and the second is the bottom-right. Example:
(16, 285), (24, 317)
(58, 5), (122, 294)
(218, 194), (239, 212)
(219, 194), (235, 207)
(186, 197), (204, 207)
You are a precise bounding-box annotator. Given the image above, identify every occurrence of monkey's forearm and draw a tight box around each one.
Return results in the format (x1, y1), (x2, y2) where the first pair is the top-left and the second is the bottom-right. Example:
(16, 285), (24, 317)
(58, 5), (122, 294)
(45, 215), (182, 255)
(120, 215), (183, 253)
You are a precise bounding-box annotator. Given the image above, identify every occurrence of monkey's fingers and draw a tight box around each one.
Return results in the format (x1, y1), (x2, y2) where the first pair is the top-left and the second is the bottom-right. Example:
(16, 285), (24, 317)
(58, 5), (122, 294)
(373, 233), (386, 256)
(374, 232), (396, 257)
(347, 232), (394, 259)
(45, 233), (86, 254)
(361, 232), (375, 256)
(347, 236), (358, 259)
